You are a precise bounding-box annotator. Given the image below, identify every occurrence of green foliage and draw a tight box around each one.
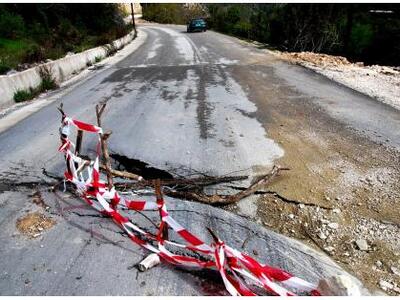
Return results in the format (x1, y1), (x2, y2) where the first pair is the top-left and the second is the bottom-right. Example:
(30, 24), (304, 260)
(95, 55), (103, 63)
(14, 88), (36, 102)
(142, 4), (186, 24)
(13, 66), (58, 103)
(23, 43), (45, 63)
(205, 3), (400, 66)
(38, 66), (58, 91)
(0, 62), (10, 73)
(0, 4), (132, 74)
(349, 23), (374, 55)
(0, 37), (36, 72)
(103, 43), (118, 57)
(0, 10), (25, 38)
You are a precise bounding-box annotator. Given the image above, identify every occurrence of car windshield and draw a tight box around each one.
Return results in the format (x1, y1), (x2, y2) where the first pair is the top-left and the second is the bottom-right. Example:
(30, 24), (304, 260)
(192, 20), (205, 25)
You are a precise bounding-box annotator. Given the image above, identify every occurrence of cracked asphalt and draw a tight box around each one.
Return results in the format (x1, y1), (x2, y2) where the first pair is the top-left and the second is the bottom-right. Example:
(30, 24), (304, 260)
(2, 23), (398, 295)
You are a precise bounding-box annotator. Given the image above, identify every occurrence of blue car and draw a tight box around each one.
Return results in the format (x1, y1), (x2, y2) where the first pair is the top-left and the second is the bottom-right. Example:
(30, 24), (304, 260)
(187, 18), (207, 33)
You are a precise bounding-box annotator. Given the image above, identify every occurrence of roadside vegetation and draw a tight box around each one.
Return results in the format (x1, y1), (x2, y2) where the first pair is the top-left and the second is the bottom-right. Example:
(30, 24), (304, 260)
(0, 4), (132, 75)
(142, 3), (400, 66)
(13, 65), (58, 102)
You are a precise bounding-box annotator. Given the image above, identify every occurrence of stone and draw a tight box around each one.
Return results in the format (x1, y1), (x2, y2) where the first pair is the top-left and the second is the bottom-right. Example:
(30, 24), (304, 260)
(332, 208), (341, 213)
(298, 204), (305, 209)
(6, 69), (17, 75)
(138, 253), (160, 272)
(328, 223), (339, 229)
(355, 239), (369, 251)
(379, 280), (394, 291)
(318, 275), (361, 296)
(288, 214), (295, 219)
(324, 246), (335, 252)
(375, 261), (383, 268)
(318, 232), (327, 240)
(390, 266), (400, 276)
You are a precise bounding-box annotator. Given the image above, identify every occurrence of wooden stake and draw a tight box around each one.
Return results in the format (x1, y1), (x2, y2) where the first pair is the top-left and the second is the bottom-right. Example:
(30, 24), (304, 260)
(154, 179), (168, 240)
(75, 130), (83, 156)
(96, 103), (113, 190)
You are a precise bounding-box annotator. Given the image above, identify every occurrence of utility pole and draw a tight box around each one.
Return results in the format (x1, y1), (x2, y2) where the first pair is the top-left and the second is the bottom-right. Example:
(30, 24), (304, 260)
(130, 3), (136, 34)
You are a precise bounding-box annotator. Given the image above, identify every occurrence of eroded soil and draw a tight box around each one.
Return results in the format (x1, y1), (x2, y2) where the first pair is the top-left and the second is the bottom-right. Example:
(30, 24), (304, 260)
(227, 62), (400, 294)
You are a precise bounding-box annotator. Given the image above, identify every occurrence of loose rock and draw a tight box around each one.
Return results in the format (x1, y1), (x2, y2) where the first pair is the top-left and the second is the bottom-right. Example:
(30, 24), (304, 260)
(390, 266), (400, 276)
(328, 223), (339, 229)
(379, 280), (394, 291)
(318, 275), (361, 296)
(355, 239), (369, 251)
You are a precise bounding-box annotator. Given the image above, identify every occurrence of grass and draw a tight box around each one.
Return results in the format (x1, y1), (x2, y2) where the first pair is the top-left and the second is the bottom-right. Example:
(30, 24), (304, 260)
(13, 66), (58, 103)
(13, 89), (35, 102)
(0, 37), (34, 73)
(95, 55), (103, 63)
(0, 30), (127, 75)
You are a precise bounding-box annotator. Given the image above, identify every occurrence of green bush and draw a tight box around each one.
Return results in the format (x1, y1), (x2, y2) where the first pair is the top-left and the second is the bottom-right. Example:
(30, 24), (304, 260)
(38, 66), (58, 91)
(13, 66), (58, 103)
(103, 43), (117, 57)
(0, 10), (25, 38)
(349, 23), (374, 55)
(95, 55), (103, 63)
(0, 61), (11, 74)
(0, 4), (131, 69)
(14, 89), (34, 102)
(23, 43), (45, 63)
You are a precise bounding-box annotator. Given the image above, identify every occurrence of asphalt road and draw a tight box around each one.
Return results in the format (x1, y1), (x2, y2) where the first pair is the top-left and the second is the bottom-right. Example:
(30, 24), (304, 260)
(2, 24), (397, 295)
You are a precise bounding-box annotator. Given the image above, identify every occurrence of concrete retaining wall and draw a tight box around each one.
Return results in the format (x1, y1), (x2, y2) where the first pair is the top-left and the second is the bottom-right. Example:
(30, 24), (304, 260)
(0, 31), (136, 109)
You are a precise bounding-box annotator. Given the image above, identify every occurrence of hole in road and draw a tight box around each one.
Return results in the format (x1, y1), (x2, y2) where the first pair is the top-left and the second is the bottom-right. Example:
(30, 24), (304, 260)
(110, 153), (174, 180)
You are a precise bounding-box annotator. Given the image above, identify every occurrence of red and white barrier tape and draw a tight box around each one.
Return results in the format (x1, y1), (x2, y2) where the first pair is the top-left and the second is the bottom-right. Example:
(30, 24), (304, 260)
(58, 113), (321, 296)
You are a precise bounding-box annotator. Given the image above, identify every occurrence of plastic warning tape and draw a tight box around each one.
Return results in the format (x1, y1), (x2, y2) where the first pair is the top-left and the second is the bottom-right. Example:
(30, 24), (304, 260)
(58, 113), (321, 296)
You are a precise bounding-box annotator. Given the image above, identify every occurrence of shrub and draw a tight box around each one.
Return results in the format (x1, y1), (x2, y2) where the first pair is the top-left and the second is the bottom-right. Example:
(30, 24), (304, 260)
(95, 55), (103, 63)
(0, 10), (25, 38)
(23, 43), (46, 63)
(349, 23), (374, 55)
(103, 43), (118, 57)
(14, 89), (34, 102)
(38, 65), (58, 91)
(13, 66), (58, 103)
(0, 61), (11, 74)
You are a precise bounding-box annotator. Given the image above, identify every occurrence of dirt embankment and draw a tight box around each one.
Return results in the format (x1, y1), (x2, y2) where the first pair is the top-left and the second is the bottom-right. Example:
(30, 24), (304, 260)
(274, 51), (400, 112)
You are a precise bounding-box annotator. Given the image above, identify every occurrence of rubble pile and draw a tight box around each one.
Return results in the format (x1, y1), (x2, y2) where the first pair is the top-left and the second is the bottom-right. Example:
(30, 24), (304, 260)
(279, 51), (353, 68)
(16, 212), (55, 239)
